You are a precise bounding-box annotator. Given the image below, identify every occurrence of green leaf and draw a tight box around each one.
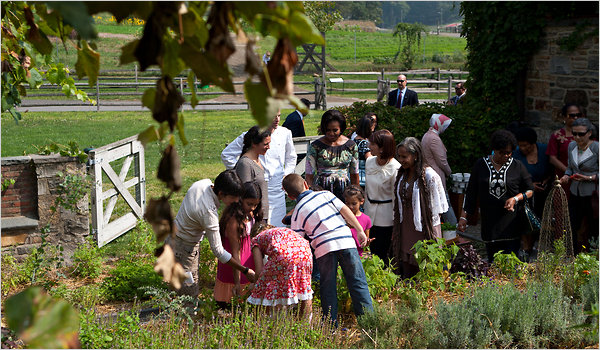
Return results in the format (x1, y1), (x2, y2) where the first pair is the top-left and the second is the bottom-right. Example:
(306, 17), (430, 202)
(187, 71), (198, 108)
(119, 40), (139, 66)
(27, 68), (44, 89)
(141, 88), (156, 110)
(46, 2), (97, 40)
(244, 78), (282, 127)
(137, 125), (158, 146)
(180, 42), (235, 93)
(286, 94), (308, 115)
(176, 113), (188, 146)
(161, 39), (185, 78)
(5, 287), (79, 349)
(288, 11), (325, 46)
(157, 121), (170, 140)
(75, 40), (100, 86)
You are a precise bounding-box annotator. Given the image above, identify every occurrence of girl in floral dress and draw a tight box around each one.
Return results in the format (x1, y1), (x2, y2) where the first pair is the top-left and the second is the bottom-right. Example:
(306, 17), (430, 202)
(247, 223), (313, 318)
(214, 182), (263, 307)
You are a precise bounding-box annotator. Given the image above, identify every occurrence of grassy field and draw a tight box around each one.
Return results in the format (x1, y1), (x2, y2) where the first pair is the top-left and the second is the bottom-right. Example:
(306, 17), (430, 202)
(1, 110), (323, 209)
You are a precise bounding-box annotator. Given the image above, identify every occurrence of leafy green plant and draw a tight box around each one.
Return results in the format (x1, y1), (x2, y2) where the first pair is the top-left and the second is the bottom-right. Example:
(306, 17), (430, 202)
(1, 254), (29, 295)
(450, 244), (489, 280)
(79, 309), (151, 349)
(51, 171), (92, 213)
(413, 238), (460, 291)
(141, 286), (210, 326)
(100, 259), (167, 301)
(33, 140), (89, 163)
(1, 177), (15, 192)
(70, 236), (103, 279)
(440, 222), (457, 231)
(493, 250), (527, 279)
(27, 224), (65, 286)
(5, 287), (80, 349)
(393, 22), (427, 69)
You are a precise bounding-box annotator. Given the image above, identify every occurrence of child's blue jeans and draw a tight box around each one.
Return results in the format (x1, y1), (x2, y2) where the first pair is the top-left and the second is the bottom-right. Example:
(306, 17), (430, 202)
(316, 247), (373, 326)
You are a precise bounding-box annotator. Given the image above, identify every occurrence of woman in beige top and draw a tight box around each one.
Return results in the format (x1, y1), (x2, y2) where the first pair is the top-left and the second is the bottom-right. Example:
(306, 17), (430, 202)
(364, 130), (400, 265)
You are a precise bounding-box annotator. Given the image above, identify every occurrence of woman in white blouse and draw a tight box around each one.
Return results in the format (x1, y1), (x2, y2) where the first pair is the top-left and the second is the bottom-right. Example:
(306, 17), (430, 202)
(391, 137), (448, 278)
(364, 130), (400, 266)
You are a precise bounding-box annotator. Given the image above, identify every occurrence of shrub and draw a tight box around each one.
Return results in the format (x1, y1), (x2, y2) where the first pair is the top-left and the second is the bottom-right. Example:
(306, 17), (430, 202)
(413, 238), (460, 291)
(431, 281), (588, 348)
(1, 254), (28, 295)
(338, 101), (495, 173)
(358, 301), (439, 348)
(492, 250), (528, 279)
(79, 309), (151, 349)
(450, 243), (489, 279)
(70, 236), (103, 279)
(100, 260), (167, 301)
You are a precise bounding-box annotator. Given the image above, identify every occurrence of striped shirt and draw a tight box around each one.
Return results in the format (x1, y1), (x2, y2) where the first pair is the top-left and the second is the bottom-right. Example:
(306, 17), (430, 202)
(291, 190), (356, 258)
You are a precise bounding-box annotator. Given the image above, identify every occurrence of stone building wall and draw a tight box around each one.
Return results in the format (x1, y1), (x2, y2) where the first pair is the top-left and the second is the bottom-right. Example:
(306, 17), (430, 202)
(1, 155), (89, 263)
(524, 20), (599, 143)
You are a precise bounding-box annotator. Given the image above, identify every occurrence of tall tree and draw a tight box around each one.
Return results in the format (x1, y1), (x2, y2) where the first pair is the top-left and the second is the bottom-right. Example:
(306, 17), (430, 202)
(393, 22), (426, 70)
(334, 2), (383, 25)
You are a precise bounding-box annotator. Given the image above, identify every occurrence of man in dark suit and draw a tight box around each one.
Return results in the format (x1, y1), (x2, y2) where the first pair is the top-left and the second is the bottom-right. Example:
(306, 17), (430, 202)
(387, 74), (418, 109)
(282, 98), (310, 138)
(447, 82), (466, 105)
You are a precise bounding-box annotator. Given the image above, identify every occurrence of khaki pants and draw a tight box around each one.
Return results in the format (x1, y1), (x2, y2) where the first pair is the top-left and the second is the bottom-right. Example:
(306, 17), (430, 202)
(166, 235), (200, 297)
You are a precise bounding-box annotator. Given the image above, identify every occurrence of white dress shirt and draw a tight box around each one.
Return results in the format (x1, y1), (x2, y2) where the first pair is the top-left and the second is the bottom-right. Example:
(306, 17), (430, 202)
(364, 156), (401, 227)
(221, 126), (297, 225)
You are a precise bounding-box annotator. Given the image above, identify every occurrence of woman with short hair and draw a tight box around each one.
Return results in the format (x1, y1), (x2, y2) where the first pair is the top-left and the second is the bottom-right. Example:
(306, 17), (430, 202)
(457, 130), (534, 262)
(306, 109), (359, 200)
(560, 118), (599, 253)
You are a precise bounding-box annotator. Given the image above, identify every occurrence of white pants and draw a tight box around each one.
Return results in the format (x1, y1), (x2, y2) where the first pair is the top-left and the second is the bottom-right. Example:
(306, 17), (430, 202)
(268, 186), (287, 227)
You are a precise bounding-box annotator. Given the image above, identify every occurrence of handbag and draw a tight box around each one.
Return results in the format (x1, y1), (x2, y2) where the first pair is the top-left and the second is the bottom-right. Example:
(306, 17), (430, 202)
(522, 192), (541, 231)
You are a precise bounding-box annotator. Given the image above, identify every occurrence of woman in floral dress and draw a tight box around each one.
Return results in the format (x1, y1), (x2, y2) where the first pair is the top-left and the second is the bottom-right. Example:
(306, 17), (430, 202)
(247, 224), (313, 318)
(306, 109), (359, 200)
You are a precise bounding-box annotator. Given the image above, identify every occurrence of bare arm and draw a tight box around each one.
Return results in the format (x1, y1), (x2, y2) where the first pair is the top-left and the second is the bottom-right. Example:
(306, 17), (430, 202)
(339, 205), (366, 246)
(251, 246), (264, 277)
(350, 173), (359, 186)
(549, 155), (567, 174)
(225, 220), (242, 293)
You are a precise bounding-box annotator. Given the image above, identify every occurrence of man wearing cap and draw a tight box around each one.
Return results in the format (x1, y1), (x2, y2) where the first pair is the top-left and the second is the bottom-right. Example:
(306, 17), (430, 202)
(421, 113), (457, 225)
(388, 74), (419, 109)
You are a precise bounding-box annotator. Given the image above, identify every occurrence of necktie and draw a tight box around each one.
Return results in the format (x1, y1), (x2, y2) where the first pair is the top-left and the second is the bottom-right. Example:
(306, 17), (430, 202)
(396, 90), (403, 108)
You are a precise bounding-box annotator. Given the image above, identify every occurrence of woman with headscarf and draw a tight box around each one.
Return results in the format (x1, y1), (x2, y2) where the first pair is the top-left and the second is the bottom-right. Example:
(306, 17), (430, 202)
(421, 113), (457, 225)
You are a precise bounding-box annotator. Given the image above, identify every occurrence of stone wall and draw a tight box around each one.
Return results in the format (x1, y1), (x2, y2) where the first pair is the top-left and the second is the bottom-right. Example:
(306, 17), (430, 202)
(524, 20), (599, 143)
(1, 155), (89, 264)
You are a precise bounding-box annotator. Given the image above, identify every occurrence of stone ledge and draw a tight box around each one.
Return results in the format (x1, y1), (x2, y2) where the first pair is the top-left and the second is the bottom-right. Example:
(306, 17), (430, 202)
(1, 216), (39, 231)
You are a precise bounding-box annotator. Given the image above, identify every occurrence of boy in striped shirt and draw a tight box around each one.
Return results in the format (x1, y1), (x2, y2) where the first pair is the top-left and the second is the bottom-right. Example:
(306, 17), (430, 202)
(282, 174), (373, 326)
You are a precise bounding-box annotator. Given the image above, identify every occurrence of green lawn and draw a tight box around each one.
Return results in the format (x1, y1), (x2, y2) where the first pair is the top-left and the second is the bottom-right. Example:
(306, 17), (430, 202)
(2, 110), (323, 209)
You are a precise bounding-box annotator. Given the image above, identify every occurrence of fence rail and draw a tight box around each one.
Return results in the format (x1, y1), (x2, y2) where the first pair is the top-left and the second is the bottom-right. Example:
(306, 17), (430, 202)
(21, 66), (468, 111)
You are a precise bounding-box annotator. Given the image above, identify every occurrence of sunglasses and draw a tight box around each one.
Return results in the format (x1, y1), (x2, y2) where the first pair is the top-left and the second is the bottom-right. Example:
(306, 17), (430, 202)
(397, 80), (405, 83)
(567, 113), (582, 118)
(572, 131), (589, 137)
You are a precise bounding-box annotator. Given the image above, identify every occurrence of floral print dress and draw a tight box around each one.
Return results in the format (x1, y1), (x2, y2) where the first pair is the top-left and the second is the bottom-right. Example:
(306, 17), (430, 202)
(306, 138), (359, 199)
(247, 227), (313, 306)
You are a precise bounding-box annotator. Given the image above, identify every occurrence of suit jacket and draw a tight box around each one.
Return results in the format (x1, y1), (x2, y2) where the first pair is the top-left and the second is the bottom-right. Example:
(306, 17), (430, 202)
(565, 140), (599, 196)
(282, 110), (305, 138)
(388, 88), (419, 108)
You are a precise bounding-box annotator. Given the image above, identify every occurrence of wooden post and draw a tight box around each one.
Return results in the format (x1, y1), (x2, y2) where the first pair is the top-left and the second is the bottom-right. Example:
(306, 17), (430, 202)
(179, 77), (184, 111)
(96, 79), (100, 112)
(436, 68), (441, 90)
(134, 64), (138, 92)
(447, 77), (452, 100)
(314, 75), (320, 110)
(322, 67), (327, 110)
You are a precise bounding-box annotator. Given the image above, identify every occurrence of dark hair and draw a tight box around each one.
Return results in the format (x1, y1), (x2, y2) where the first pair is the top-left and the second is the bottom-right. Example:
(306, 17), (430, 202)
(369, 129), (396, 161)
(219, 181), (263, 238)
(395, 137), (435, 240)
(572, 117), (595, 134)
(515, 127), (537, 145)
(355, 115), (374, 139)
(241, 126), (271, 156)
(213, 169), (243, 197)
(319, 109), (346, 135)
(490, 129), (517, 152)
(364, 112), (377, 128)
(561, 103), (584, 117)
(343, 185), (365, 202)
(300, 98), (311, 108)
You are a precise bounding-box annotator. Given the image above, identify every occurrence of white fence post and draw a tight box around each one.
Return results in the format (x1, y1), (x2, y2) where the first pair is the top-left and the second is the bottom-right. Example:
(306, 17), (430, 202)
(96, 79), (100, 112)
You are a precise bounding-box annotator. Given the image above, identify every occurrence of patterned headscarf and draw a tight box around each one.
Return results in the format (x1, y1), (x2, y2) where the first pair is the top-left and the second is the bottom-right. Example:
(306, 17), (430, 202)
(429, 113), (452, 134)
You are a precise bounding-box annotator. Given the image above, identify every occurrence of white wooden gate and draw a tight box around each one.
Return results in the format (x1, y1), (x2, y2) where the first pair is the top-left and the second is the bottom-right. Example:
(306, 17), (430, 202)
(89, 135), (145, 247)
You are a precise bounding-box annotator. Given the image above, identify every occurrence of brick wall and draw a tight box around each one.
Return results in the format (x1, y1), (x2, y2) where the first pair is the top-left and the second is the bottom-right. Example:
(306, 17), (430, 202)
(524, 20), (599, 143)
(1, 158), (38, 219)
(1, 155), (89, 263)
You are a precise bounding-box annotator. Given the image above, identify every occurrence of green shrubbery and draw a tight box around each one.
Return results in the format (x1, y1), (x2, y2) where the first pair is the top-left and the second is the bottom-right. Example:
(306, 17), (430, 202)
(70, 236), (103, 279)
(338, 101), (495, 173)
(100, 260), (167, 301)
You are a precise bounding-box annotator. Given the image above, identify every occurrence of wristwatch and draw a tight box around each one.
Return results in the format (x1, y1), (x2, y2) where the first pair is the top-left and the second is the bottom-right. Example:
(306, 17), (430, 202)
(242, 267), (249, 275)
